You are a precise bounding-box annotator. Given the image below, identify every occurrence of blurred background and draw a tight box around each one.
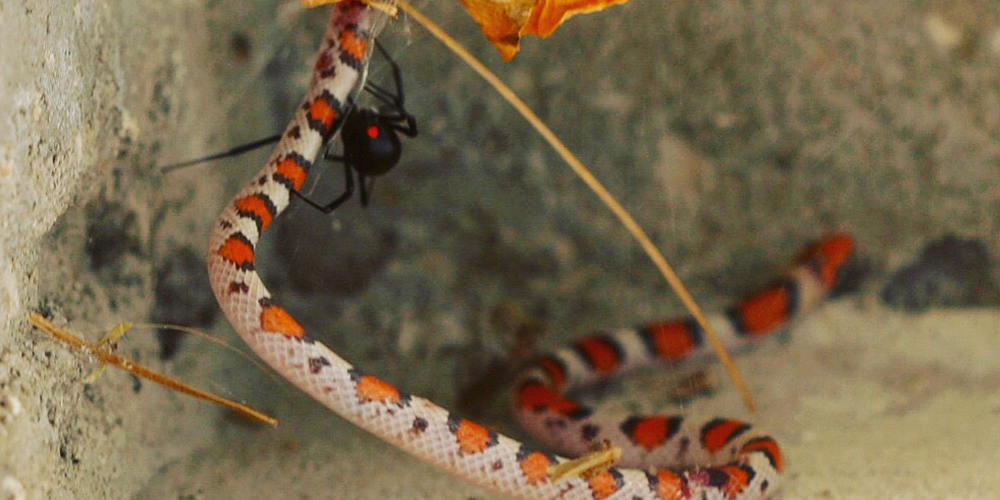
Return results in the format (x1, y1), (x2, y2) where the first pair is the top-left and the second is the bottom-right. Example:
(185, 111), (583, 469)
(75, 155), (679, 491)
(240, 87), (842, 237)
(2, 0), (999, 498)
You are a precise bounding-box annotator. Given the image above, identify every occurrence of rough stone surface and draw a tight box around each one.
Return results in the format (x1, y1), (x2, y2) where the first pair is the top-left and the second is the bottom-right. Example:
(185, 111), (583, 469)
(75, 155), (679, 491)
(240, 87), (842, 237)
(882, 234), (998, 311)
(3, 0), (1000, 499)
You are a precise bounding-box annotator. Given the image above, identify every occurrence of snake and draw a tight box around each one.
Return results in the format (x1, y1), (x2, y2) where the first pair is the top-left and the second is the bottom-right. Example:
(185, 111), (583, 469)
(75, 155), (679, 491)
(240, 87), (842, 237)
(206, 3), (854, 499)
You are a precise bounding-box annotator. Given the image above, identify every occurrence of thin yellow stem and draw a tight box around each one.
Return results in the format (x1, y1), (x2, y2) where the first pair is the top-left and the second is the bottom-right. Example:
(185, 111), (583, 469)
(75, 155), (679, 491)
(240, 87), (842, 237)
(132, 322), (283, 385)
(28, 313), (278, 426)
(549, 444), (622, 482)
(394, 0), (755, 412)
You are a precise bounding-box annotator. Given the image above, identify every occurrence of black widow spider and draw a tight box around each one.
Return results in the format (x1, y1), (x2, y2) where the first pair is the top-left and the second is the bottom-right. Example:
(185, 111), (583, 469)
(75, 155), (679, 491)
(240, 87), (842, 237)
(161, 40), (417, 214)
(294, 40), (417, 213)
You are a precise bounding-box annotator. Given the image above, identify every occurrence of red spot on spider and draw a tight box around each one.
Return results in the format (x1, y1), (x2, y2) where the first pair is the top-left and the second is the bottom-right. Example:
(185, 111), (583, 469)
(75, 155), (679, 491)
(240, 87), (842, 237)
(366, 126), (379, 139)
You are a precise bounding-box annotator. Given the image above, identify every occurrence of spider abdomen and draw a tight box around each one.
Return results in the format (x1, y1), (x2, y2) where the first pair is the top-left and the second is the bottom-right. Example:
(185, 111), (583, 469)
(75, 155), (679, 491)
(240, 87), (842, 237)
(342, 108), (402, 177)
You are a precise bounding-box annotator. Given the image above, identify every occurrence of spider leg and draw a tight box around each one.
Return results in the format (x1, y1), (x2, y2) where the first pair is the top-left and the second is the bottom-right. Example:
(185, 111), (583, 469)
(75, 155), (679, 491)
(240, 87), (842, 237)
(359, 174), (377, 207)
(382, 113), (417, 138)
(161, 134), (282, 172)
(358, 40), (417, 139)
(293, 161), (356, 214)
(364, 81), (402, 110)
(369, 40), (406, 107)
(323, 151), (346, 162)
(363, 42), (413, 117)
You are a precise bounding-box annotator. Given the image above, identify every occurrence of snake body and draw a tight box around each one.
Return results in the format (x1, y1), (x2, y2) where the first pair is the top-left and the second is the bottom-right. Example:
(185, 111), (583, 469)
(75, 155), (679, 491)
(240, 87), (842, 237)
(207, 4), (854, 499)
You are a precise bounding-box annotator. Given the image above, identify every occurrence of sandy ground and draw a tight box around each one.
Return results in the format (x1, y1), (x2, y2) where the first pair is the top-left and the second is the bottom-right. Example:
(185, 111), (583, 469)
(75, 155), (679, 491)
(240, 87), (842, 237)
(2, 0), (1000, 499)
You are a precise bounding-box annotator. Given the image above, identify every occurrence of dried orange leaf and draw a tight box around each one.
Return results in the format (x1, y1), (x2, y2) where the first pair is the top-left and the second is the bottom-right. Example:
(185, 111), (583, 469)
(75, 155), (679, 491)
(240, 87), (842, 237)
(458, 0), (637, 60)
(302, 0), (635, 61)
(526, 0), (635, 37)
(454, 0), (534, 60)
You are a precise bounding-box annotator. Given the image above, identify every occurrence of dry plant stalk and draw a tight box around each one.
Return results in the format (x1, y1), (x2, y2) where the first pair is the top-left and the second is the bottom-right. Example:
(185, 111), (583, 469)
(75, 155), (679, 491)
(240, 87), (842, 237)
(548, 441), (623, 482)
(27, 312), (278, 426)
(289, 0), (757, 411)
(392, 0), (758, 412)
